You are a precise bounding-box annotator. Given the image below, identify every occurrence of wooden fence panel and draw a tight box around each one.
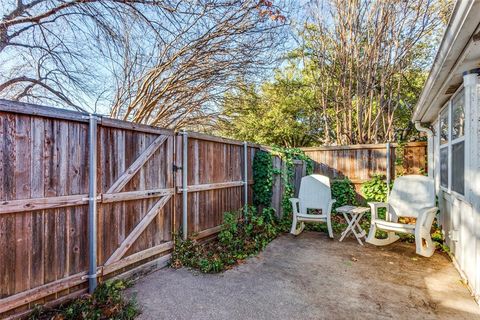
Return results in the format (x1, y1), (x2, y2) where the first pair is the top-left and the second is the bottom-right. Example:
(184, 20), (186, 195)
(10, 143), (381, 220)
(174, 133), (258, 239)
(0, 101), (176, 317)
(0, 110), (91, 317)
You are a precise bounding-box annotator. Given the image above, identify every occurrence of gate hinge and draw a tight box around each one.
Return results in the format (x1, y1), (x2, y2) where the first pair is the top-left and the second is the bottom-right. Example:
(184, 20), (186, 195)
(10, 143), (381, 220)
(173, 164), (182, 172)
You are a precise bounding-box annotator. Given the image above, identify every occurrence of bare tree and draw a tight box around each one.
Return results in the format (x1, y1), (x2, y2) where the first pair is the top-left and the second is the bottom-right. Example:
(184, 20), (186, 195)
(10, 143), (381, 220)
(1, 0), (288, 121)
(111, 1), (288, 128)
(302, 0), (450, 144)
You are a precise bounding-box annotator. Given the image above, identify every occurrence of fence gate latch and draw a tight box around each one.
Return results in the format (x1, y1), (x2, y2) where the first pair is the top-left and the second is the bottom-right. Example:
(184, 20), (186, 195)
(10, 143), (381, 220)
(173, 164), (182, 172)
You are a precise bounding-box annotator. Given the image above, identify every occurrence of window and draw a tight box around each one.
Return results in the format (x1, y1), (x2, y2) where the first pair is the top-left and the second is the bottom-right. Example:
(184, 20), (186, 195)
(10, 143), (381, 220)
(452, 92), (465, 140)
(451, 141), (465, 194)
(438, 88), (465, 195)
(440, 147), (448, 188)
(439, 104), (449, 188)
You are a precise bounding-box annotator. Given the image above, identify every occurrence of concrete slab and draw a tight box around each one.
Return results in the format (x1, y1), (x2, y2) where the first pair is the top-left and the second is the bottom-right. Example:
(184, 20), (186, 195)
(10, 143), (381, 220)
(127, 232), (480, 319)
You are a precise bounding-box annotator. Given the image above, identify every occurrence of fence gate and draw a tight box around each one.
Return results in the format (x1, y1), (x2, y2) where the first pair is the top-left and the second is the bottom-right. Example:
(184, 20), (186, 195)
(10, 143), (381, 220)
(98, 119), (176, 276)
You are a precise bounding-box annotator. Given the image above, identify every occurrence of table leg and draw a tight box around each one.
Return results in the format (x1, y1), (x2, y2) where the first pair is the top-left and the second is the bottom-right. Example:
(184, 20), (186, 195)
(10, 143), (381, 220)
(339, 213), (357, 242)
(350, 213), (366, 245)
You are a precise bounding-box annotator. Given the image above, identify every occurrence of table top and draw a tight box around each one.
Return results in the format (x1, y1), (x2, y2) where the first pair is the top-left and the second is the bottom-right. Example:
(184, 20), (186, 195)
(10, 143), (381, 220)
(335, 205), (370, 214)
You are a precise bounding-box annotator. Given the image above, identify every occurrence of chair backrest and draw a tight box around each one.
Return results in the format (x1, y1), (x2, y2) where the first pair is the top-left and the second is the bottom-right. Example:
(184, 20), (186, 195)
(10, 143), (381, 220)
(388, 175), (435, 218)
(298, 174), (332, 215)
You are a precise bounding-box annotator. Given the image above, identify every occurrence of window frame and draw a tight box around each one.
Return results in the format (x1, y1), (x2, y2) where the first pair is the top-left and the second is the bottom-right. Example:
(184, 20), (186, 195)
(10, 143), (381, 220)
(438, 85), (465, 197)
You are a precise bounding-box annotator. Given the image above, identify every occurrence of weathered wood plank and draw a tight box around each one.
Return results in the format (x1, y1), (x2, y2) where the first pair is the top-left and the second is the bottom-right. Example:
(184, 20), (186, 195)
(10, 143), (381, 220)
(0, 272), (87, 314)
(0, 194), (88, 215)
(177, 181), (244, 193)
(0, 99), (88, 123)
(101, 188), (175, 203)
(101, 117), (174, 136)
(102, 241), (173, 275)
(188, 131), (244, 146)
(14, 115), (32, 294)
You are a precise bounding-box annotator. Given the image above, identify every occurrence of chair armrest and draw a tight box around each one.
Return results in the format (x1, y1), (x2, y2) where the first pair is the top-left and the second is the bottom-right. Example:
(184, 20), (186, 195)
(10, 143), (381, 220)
(368, 202), (387, 220)
(290, 198), (300, 215)
(416, 207), (438, 229)
(326, 199), (336, 216)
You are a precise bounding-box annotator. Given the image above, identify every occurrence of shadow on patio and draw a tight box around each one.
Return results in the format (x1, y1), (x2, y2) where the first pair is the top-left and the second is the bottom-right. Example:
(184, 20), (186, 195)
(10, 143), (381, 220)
(127, 232), (480, 320)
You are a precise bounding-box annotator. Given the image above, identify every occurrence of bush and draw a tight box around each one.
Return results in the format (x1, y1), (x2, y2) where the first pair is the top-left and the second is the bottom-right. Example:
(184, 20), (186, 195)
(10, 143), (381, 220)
(29, 280), (139, 320)
(361, 174), (390, 202)
(171, 206), (279, 273)
(331, 178), (357, 209)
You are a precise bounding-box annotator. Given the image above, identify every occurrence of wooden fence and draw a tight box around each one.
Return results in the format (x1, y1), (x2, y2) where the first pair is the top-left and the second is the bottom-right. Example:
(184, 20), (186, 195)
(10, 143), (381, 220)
(302, 142), (427, 198)
(0, 100), (262, 318)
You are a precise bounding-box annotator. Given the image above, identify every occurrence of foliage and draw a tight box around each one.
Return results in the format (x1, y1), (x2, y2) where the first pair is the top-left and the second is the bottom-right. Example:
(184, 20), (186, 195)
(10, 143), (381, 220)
(218, 67), (322, 147)
(330, 178), (357, 210)
(361, 174), (390, 203)
(218, 1), (450, 145)
(29, 280), (139, 320)
(252, 151), (274, 207)
(171, 207), (279, 273)
(270, 147), (313, 216)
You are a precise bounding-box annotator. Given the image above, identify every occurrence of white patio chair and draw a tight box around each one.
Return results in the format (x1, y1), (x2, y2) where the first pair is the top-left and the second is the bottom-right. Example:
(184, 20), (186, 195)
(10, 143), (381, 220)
(290, 174), (336, 238)
(366, 175), (438, 257)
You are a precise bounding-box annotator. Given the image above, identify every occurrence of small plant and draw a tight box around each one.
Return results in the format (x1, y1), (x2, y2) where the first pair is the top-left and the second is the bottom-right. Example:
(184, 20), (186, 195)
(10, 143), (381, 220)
(28, 280), (139, 320)
(171, 206), (279, 274)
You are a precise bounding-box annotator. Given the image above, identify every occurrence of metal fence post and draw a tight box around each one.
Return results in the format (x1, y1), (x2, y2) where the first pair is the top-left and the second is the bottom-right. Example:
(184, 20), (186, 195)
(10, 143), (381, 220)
(386, 142), (391, 199)
(88, 114), (98, 294)
(182, 131), (188, 240)
(243, 141), (248, 218)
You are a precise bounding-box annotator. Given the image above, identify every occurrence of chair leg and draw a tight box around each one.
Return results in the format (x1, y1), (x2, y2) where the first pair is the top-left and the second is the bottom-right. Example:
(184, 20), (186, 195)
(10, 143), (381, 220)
(366, 223), (399, 246)
(327, 216), (334, 239)
(415, 228), (435, 257)
(290, 216), (305, 236)
(290, 215), (297, 235)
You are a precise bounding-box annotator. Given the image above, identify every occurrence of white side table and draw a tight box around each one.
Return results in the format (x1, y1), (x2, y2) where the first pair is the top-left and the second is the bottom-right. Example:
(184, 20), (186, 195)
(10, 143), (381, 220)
(336, 205), (370, 245)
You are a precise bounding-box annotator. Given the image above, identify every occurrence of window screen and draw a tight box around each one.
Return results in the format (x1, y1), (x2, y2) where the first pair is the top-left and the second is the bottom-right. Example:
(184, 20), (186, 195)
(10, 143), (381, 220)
(440, 147), (448, 188)
(452, 90), (465, 140)
(452, 141), (465, 194)
(440, 108), (448, 144)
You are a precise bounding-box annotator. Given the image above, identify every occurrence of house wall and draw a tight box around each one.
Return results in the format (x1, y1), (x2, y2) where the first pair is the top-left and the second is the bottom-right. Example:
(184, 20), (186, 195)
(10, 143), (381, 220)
(433, 74), (480, 302)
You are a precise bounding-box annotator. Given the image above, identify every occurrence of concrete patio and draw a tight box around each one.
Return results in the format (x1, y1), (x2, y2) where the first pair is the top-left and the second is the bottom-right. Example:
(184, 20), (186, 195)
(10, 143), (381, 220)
(127, 232), (480, 319)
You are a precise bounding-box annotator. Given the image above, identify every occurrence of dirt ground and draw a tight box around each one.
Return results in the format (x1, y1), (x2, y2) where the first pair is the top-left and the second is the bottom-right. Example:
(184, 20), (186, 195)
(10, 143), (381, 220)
(127, 232), (480, 320)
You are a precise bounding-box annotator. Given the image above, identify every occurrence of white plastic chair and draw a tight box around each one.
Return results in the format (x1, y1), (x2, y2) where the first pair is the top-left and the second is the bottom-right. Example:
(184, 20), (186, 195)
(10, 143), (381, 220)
(366, 175), (438, 257)
(290, 174), (336, 238)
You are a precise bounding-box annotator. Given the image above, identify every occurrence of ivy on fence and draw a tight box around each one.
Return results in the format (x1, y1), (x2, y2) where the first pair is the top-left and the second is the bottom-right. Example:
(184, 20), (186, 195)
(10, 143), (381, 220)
(252, 150), (274, 207)
(270, 147), (313, 216)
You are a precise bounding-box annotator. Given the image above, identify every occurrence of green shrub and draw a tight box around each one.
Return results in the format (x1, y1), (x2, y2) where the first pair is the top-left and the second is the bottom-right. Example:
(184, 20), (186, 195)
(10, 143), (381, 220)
(331, 178), (357, 209)
(171, 206), (279, 273)
(361, 174), (390, 202)
(29, 280), (139, 320)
